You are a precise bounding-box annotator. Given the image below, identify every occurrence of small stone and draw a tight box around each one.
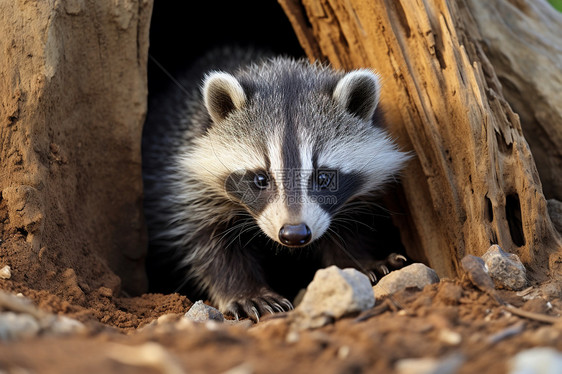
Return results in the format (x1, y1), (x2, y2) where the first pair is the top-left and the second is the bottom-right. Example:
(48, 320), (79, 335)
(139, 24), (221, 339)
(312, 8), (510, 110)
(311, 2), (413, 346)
(482, 245), (527, 290)
(285, 330), (300, 344)
(222, 362), (254, 374)
(509, 347), (562, 374)
(438, 329), (462, 345)
(184, 300), (224, 323)
(337, 345), (351, 359)
(461, 255), (495, 292)
(0, 312), (40, 341)
(395, 357), (439, 374)
(0, 265), (11, 279)
(292, 266), (375, 330)
(373, 263), (439, 297)
(48, 315), (87, 336)
(396, 354), (465, 374)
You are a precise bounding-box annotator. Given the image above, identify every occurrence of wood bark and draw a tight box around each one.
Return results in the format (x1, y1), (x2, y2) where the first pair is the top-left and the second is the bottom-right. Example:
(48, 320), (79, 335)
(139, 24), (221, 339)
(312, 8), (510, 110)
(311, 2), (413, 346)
(465, 0), (562, 202)
(278, 0), (562, 281)
(0, 1), (153, 295)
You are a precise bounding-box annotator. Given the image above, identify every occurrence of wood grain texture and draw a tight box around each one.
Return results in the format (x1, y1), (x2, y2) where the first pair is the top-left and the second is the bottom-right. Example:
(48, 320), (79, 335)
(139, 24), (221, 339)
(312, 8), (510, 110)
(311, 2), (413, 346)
(278, 0), (562, 280)
(0, 0), (153, 295)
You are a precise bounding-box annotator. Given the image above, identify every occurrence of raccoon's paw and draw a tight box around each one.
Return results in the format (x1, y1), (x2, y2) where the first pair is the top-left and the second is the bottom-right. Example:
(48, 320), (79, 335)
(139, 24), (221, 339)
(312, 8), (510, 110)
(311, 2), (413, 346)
(370, 253), (408, 280)
(220, 289), (293, 322)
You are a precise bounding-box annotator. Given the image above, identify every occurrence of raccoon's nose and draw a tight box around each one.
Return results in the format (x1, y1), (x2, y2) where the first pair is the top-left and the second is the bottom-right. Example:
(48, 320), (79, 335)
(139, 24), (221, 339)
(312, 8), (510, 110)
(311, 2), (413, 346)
(279, 223), (312, 246)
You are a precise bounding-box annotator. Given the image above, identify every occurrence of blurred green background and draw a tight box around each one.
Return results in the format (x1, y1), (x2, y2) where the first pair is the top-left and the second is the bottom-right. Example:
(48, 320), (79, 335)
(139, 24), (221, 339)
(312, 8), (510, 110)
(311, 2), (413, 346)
(549, 0), (562, 12)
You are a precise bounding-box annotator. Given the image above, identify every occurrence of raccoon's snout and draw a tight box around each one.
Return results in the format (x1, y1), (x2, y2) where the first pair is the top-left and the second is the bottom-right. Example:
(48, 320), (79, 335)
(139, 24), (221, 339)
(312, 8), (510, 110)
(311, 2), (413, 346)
(279, 223), (312, 247)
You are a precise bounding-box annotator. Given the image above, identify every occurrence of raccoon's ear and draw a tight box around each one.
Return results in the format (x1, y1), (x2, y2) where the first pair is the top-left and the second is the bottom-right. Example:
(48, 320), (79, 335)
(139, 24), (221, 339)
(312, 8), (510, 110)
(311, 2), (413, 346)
(333, 69), (381, 121)
(203, 72), (247, 123)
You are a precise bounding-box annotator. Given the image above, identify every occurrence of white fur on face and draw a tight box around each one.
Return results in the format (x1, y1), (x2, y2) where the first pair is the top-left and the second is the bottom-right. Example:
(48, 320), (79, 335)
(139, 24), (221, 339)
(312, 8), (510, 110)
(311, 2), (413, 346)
(318, 127), (411, 195)
(255, 126), (334, 246)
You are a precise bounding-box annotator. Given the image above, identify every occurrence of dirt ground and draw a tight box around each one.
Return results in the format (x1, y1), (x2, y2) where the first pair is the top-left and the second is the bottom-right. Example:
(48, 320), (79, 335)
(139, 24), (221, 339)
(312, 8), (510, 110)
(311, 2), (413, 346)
(1, 227), (562, 374)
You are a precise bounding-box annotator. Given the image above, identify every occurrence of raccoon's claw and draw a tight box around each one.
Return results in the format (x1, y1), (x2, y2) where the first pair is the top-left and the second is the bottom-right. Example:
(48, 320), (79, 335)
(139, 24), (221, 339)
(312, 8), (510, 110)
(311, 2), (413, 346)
(386, 253), (407, 268)
(378, 265), (390, 275)
(222, 290), (293, 322)
(368, 253), (408, 283)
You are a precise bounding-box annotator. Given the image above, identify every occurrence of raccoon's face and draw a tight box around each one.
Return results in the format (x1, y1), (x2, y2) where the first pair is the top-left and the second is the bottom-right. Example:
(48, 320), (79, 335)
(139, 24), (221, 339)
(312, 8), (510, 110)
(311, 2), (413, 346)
(190, 59), (410, 248)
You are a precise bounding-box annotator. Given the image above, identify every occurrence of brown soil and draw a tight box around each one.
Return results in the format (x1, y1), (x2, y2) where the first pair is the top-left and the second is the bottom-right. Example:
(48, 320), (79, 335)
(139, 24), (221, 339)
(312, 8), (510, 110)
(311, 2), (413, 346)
(1, 234), (561, 374)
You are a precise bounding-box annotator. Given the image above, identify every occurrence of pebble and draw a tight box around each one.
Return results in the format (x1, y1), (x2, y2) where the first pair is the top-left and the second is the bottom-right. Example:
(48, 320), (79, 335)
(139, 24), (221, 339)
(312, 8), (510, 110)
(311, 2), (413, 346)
(438, 329), (462, 345)
(461, 255), (495, 292)
(0, 312), (40, 340)
(0, 265), (11, 279)
(509, 347), (562, 374)
(184, 300), (224, 323)
(482, 245), (528, 290)
(0, 291), (87, 340)
(337, 345), (351, 359)
(373, 263), (439, 297)
(106, 342), (185, 374)
(395, 353), (465, 374)
(49, 315), (87, 335)
(291, 266), (375, 330)
(222, 362), (254, 374)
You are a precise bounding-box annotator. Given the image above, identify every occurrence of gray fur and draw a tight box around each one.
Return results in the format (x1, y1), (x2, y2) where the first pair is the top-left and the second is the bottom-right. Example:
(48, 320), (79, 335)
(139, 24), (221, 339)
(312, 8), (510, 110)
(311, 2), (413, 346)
(143, 48), (411, 320)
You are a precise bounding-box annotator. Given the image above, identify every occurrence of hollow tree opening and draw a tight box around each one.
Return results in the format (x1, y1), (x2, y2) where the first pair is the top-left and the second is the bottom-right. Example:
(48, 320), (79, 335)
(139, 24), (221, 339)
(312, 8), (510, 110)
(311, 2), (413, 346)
(144, 1), (411, 296)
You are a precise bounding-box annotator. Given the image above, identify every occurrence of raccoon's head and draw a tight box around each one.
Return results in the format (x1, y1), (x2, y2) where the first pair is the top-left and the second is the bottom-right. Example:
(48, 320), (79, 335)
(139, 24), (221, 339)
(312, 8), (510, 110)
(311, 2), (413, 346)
(190, 59), (410, 248)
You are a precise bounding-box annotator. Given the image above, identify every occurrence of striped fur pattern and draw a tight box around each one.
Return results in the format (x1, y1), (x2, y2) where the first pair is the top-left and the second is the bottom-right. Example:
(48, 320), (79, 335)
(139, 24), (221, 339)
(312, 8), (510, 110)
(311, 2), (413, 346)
(142, 49), (411, 320)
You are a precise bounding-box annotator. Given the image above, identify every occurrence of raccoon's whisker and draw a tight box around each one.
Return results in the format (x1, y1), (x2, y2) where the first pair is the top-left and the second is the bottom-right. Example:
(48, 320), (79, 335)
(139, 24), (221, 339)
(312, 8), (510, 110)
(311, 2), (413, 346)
(243, 229), (265, 248)
(327, 228), (374, 281)
(216, 223), (254, 250)
(236, 224), (260, 248)
(148, 54), (190, 95)
(336, 200), (390, 216)
(173, 270), (198, 293)
(332, 216), (374, 232)
(212, 219), (253, 244)
(223, 222), (256, 250)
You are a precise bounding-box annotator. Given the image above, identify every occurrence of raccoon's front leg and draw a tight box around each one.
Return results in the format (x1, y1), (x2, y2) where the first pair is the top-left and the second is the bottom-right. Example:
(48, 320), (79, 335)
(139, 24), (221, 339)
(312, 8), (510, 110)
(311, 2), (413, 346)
(197, 242), (293, 321)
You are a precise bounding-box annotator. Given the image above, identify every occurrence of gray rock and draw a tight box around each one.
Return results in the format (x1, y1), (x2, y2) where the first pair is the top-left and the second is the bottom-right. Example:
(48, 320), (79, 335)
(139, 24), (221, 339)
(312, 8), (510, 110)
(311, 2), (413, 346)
(509, 347), (562, 374)
(0, 312), (40, 341)
(460, 255), (495, 292)
(373, 263), (439, 297)
(482, 245), (527, 291)
(49, 315), (87, 336)
(292, 266), (375, 329)
(184, 300), (224, 322)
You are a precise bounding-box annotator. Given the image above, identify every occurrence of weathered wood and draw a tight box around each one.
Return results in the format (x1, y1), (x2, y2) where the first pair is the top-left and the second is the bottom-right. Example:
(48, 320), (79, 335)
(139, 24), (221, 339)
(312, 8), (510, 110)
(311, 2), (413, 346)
(278, 0), (562, 281)
(0, 1), (153, 295)
(466, 0), (562, 202)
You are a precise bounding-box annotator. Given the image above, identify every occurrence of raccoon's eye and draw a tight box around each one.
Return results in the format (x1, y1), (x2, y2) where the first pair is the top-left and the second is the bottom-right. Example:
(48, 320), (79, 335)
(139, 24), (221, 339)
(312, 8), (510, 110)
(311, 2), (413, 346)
(317, 172), (333, 190)
(253, 172), (269, 189)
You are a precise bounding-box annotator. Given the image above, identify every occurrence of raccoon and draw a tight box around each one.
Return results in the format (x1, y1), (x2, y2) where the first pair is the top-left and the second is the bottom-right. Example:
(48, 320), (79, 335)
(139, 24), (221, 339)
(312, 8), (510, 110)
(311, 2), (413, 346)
(142, 49), (411, 320)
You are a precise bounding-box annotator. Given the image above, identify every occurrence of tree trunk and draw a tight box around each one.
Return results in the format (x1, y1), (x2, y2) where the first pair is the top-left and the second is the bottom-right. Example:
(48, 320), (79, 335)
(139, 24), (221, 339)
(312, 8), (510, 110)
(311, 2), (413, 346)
(278, 0), (562, 282)
(0, 1), (152, 296)
(465, 0), (562, 202)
